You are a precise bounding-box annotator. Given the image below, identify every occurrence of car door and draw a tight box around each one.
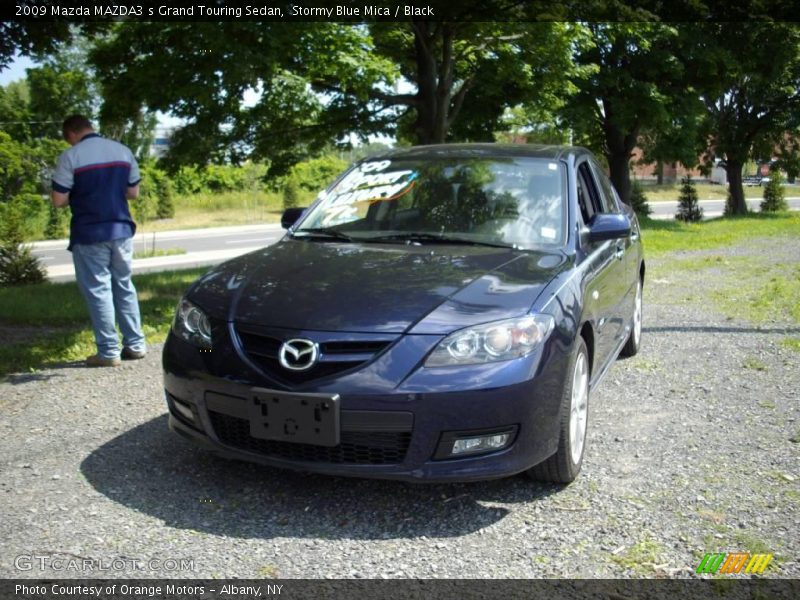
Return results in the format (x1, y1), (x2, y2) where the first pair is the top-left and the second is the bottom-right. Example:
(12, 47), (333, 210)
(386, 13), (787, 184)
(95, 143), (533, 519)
(575, 160), (629, 371)
(589, 160), (638, 340)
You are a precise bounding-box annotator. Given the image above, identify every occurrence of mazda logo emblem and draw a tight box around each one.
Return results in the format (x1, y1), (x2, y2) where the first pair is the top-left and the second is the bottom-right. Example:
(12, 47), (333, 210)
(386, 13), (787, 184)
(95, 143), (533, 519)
(278, 338), (319, 371)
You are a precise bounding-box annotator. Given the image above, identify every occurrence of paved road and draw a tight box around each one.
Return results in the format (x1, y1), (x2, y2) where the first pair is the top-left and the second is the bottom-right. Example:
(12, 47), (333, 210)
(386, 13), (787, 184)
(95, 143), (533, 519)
(649, 196), (800, 219)
(30, 196), (800, 281)
(32, 223), (285, 282)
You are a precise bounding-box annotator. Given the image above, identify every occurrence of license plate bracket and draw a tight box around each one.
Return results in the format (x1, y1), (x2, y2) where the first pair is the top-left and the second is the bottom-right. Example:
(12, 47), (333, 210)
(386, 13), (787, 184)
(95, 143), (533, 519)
(248, 388), (340, 447)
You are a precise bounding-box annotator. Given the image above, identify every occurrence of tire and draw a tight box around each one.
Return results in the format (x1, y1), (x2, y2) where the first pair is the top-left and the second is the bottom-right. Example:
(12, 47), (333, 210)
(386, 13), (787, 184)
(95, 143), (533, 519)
(528, 336), (589, 484)
(619, 276), (642, 358)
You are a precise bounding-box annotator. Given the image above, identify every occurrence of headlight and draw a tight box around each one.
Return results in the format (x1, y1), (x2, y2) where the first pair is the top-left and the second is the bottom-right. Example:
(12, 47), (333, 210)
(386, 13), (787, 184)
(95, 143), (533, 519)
(425, 315), (554, 367)
(172, 298), (212, 349)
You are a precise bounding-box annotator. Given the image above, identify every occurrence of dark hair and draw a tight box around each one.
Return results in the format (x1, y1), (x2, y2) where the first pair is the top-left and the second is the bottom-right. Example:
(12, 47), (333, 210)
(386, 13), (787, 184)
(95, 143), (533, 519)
(62, 115), (93, 139)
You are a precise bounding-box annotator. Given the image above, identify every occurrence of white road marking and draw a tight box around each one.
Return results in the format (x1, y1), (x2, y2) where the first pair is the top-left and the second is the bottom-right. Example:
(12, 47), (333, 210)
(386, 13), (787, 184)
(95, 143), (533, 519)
(225, 238), (276, 245)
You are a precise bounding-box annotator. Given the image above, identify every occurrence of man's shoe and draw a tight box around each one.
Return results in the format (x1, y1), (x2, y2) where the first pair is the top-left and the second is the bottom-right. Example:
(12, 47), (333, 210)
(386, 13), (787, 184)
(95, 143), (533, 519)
(121, 347), (147, 360)
(86, 354), (121, 367)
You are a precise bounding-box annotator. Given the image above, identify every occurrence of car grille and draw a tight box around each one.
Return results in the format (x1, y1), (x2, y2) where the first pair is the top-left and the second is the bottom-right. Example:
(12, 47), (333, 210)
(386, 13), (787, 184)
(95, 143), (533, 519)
(234, 324), (394, 384)
(209, 411), (411, 465)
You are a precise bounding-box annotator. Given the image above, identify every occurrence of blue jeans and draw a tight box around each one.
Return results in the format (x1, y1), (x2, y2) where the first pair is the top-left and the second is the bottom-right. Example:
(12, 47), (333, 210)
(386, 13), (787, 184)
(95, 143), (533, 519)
(72, 238), (146, 359)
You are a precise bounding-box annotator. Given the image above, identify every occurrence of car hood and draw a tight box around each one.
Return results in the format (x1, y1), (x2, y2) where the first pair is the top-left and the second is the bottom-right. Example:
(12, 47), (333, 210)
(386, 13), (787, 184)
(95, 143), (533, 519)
(187, 239), (570, 334)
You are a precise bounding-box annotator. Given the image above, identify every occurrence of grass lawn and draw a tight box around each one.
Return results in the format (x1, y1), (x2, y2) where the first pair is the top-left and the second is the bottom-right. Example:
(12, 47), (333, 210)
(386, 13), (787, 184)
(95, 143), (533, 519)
(133, 190), (313, 233)
(641, 211), (800, 351)
(2, 211), (798, 377)
(640, 182), (800, 202)
(639, 211), (800, 256)
(0, 268), (206, 377)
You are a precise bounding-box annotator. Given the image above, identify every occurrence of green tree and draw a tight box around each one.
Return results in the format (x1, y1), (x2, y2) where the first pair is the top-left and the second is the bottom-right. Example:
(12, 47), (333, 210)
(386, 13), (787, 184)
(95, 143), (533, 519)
(688, 22), (800, 215)
(761, 171), (788, 212)
(0, 80), (33, 140)
(0, 19), (74, 71)
(0, 195), (46, 285)
(774, 136), (800, 184)
(26, 63), (95, 138)
(675, 176), (703, 222)
(562, 21), (699, 204)
(154, 169), (175, 219)
(629, 180), (652, 219)
(90, 19), (574, 176)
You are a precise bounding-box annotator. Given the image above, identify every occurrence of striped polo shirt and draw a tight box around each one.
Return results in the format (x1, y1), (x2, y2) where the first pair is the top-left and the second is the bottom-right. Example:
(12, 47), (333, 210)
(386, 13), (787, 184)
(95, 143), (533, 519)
(52, 133), (141, 250)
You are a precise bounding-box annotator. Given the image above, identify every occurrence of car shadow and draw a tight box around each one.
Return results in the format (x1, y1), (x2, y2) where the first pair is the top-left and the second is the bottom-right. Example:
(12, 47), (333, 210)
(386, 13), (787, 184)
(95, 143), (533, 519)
(80, 415), (561, 541)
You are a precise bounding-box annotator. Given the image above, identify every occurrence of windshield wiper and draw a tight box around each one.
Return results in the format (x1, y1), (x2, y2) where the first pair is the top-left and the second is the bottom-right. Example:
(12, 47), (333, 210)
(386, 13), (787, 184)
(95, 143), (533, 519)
(365, 232), (515, 249)
(291, 227), (354, 242)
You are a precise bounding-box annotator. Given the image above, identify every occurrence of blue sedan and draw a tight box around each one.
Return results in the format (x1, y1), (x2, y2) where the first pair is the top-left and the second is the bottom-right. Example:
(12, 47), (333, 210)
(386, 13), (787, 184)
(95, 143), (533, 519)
(163, 144), (644, 483)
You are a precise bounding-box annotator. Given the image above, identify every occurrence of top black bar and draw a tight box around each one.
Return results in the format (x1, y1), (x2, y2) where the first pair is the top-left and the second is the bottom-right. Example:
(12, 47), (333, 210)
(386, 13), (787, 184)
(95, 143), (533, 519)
(3, 0), (800, 22)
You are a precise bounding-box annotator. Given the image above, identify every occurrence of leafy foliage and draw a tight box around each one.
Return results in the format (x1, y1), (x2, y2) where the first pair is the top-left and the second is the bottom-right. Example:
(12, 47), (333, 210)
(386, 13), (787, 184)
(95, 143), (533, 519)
(280, 155), (348, 210)
(675, 176), (703, 222)
(761, 172), (788, 212)
(90, 20), (575, 176)
(563, 22), (699, 204)
(44, 202), (68, 239)
(137, 163), (181, 223)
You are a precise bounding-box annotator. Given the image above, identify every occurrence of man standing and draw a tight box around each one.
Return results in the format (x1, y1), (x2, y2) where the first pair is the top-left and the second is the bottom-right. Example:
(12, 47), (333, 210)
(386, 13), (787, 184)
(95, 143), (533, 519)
(51, 115), (147, 367)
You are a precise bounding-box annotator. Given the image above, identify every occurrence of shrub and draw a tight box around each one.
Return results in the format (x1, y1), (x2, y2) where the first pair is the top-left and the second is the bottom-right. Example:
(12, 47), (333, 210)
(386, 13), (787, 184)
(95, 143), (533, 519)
(204, 164), (247, 192)
(0, 243), (47, 286)
(760, 171), (787, 212)
(173, 165), (204, 195)
(133, 166), (157, 225)
(282, 179), (299, 210)
(278, 154), (348, 210)
(154, 171), (175, 219)
(629, 180), (652, 218)
(0, 198), (47, 285)
(675, 176), (703, 222)
(287, 155), (348, 192)
(44, 203), (69, 239)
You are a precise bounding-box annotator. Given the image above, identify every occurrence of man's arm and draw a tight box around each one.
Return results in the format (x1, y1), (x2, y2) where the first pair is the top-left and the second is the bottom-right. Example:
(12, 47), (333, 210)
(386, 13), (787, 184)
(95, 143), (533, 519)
(126, 184), (140, 199)
(51, 190), (70, 208)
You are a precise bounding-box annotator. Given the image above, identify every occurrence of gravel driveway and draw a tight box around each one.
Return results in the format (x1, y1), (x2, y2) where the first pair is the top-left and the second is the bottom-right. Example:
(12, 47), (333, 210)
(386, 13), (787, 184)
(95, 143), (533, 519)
(1, 237), (798, 579)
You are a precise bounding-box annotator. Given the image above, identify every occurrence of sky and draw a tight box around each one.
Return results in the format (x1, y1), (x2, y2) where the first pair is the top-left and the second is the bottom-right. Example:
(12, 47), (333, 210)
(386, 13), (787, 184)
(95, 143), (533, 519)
(0, 54), (35, 86)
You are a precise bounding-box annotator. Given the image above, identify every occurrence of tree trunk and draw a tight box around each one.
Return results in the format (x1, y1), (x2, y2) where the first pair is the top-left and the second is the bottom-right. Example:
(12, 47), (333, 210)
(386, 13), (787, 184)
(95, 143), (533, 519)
(411, 22), (453, 145)
(655, 161), (664, 185)
(608, 150), (632, 206)
(725, 159), (748, 215)
(602, 110), (638, 205)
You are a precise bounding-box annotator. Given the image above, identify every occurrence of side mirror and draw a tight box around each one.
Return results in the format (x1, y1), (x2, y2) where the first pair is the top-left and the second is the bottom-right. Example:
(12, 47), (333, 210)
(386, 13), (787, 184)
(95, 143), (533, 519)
(588, 213), (631, 242)
(281, 207), (306, 230)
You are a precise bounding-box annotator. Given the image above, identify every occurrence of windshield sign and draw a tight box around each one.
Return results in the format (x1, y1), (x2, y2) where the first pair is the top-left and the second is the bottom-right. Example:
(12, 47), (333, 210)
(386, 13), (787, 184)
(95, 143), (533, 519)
(297, 157), (566, 248)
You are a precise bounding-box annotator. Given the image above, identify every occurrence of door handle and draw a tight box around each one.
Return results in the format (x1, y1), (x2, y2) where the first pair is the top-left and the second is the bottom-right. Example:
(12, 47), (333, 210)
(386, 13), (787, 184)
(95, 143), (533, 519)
(614, 242), (625, 260)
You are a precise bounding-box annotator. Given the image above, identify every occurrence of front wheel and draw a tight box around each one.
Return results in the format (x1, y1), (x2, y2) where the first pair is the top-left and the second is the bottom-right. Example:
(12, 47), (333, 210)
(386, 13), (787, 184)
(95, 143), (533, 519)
(619, 277), (642, 358)
(528, 337), (590, 484)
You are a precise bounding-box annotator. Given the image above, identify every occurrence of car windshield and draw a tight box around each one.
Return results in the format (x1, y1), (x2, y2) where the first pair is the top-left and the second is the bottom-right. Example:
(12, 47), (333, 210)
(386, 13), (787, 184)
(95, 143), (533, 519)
(293, 156), (567, 248)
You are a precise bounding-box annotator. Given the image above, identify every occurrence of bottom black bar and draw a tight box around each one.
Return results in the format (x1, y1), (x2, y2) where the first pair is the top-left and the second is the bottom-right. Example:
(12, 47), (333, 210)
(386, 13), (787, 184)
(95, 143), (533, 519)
(1, 579), (798, 600)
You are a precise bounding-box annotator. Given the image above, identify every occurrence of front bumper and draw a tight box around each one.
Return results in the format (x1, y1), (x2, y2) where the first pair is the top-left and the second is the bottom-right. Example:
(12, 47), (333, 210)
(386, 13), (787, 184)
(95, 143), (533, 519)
(162, 329), (569, 483)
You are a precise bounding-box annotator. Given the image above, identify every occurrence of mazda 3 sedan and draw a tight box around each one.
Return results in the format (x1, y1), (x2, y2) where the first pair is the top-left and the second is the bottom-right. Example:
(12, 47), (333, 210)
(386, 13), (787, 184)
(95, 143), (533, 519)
(163, 144), (644, 483)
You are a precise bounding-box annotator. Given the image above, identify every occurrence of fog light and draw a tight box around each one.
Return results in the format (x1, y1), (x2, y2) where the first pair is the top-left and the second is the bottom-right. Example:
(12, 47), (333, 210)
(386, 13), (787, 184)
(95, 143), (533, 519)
(172, 401), (194, 423)
(168, 394), (196, 424)
(452, 433), (511, 456)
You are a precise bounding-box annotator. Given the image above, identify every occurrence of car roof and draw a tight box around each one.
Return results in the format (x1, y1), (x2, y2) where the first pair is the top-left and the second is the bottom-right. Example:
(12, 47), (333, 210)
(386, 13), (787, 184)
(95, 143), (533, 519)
(368, 143), (593, 162)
